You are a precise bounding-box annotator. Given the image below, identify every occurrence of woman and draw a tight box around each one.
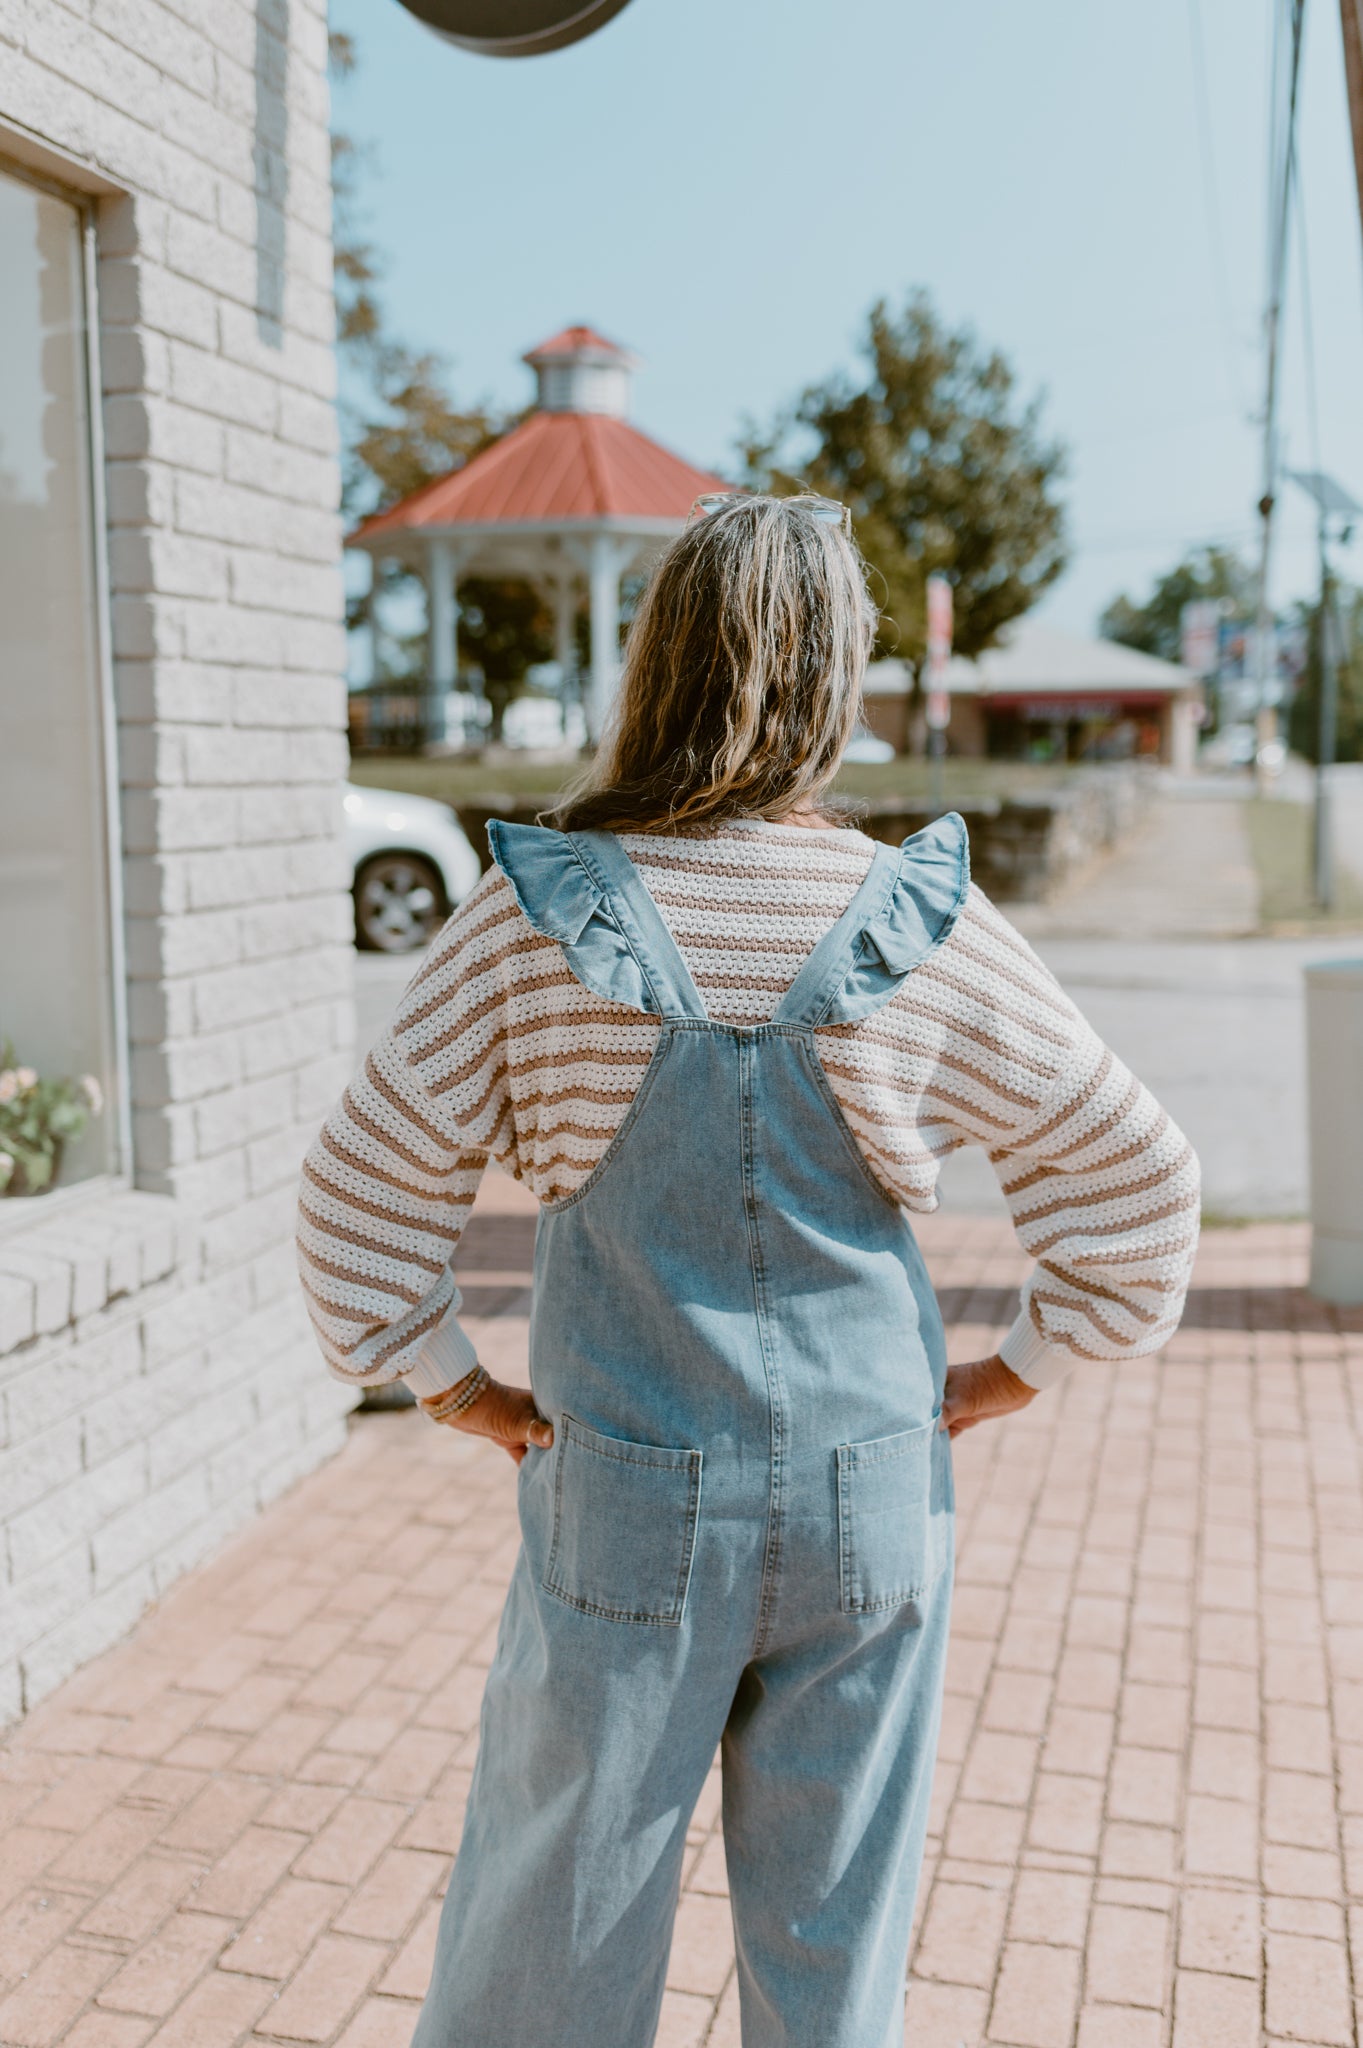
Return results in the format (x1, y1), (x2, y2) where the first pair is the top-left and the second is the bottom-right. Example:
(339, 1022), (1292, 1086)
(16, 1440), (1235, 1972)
(298, 494), (1199, 2048)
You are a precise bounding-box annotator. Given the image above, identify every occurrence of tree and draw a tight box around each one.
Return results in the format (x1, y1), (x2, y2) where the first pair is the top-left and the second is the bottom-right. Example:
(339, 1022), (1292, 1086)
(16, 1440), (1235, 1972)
(329, 35), (554, 729)
(1099, 546), (1254, 665)
(746, 293), (1068, 675)
(457, 581), (555, 742)
(1288, 580), (1363, 765)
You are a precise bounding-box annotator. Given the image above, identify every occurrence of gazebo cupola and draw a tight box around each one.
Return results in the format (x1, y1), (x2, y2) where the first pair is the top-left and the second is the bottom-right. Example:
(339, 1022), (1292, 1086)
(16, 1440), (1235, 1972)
(524, 325), (638, 419)
(348, 324), (728, 739)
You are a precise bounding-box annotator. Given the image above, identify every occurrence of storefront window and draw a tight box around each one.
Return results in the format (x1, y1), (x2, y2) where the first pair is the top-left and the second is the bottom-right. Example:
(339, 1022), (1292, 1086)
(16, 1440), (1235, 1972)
(0, 162), (120, 1194)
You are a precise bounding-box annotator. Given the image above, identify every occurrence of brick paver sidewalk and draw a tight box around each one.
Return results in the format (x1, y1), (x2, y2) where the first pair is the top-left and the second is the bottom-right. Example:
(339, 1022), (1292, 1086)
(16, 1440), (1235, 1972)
(3, 1173), (1362, 2048)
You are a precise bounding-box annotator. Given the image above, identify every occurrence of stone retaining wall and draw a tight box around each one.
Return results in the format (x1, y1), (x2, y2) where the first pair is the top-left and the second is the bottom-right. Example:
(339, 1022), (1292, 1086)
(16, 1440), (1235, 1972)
(456, 765), (1156, 904)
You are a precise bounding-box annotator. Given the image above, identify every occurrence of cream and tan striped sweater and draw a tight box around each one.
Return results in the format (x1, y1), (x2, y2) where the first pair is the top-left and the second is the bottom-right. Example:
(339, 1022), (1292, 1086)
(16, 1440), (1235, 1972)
(298, 820), (1199, 1400)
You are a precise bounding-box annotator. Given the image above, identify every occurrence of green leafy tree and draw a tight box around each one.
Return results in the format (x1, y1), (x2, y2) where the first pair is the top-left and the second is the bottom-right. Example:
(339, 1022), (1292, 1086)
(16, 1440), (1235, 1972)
(746, 292), (1068, 677)
(1099, 546), (1254, 665)
(1288, 580), (1363, 765)
(330, 34), (553, 728)
(457, 581), (554, 742)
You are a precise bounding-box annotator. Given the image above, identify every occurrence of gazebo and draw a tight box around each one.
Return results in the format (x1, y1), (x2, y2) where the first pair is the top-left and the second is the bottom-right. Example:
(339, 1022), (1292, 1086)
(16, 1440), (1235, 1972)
(348, 325), (729, 738)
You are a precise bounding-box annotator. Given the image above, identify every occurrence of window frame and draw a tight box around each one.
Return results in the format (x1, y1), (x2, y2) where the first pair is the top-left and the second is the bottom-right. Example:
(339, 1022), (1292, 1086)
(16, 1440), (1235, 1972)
(0, 152), (132, 1217)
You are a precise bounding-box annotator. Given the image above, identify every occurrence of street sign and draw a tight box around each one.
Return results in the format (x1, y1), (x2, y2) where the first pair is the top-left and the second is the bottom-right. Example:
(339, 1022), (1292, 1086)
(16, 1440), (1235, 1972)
(1180, 599), (1221, 678)
(926, 573), (953, 663)
(1286, 470), (1363, 520)
(394, 0), (635, 55)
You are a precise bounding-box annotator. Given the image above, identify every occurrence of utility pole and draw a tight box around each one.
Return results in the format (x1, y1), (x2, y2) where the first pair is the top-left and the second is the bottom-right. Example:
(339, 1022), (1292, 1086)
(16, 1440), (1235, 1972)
(924, 575), (953, 819)
(1315, 547), (1341, 909)
(1343, 0), (1363, 260)
(1289, 470), (1362, 910)
(1252, 0), (1307, 784)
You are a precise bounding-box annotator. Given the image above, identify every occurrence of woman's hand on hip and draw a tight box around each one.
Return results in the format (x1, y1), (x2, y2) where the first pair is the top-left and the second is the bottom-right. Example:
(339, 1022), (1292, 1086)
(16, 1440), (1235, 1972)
(941, 1354), (1036, 1439)
(420, 1377), (555, 1465)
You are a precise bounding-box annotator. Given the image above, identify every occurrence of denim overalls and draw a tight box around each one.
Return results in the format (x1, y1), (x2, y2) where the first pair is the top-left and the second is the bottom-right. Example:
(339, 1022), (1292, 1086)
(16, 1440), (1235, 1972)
(412, 818), (965, 2048)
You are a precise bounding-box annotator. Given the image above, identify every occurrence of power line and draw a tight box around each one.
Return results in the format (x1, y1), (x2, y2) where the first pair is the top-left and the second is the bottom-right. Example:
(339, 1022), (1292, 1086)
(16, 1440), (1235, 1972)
(1080, 522), (1260, 555)
(1294, 160), (1323, 481)
(1186, 0), (1251, 412)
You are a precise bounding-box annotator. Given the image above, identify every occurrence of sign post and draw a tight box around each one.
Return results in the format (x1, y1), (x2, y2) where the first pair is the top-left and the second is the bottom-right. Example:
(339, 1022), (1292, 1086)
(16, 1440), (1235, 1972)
(1288, 469), (1363, 911)
(925, 573), (953, 819)
(1179, 599), (1221, 680)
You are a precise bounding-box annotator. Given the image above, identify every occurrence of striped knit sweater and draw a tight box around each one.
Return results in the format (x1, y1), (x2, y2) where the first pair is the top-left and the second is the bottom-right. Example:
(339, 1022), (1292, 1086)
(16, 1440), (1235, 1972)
(298, 820), (1200, 1400)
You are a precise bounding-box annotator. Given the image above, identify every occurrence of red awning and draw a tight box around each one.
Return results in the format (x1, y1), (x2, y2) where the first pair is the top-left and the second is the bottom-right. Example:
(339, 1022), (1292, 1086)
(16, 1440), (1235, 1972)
(982, 690), (1171, 715)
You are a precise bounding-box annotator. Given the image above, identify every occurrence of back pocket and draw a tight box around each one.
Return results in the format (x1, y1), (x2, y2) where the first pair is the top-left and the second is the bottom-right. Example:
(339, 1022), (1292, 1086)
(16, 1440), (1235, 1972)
(837, 1419), (948, 1616)
(543, 1416), (702, 1626)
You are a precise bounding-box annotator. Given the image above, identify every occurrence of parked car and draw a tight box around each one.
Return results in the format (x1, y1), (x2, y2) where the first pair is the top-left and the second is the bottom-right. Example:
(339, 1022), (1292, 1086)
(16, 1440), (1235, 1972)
(345, 784), (483, 952)
(842, 731), (896, 765)
(1199, 724), (1257, 769)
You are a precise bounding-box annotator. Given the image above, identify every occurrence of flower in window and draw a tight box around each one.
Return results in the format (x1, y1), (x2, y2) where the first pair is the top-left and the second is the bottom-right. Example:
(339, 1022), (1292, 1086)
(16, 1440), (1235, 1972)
(0, 1042), (105, 1196)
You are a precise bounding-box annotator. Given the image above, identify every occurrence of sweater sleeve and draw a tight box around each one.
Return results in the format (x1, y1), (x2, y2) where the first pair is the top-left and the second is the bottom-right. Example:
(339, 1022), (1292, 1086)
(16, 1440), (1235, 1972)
(833, 881), (1201, 1391)
(964, 902), (1201, 1390)
(992, 1017), (1201, 1389)
(296, 875), (507, 1397)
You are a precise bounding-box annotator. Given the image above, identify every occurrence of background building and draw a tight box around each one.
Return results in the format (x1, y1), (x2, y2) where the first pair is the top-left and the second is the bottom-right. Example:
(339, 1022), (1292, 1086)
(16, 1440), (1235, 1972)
(864, 620), (1202, 772)
(0, 0), (356, 1720)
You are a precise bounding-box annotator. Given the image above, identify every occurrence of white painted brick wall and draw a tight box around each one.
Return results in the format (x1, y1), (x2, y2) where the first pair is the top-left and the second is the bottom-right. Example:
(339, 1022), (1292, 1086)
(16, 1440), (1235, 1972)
(0, 0), (357, 1722)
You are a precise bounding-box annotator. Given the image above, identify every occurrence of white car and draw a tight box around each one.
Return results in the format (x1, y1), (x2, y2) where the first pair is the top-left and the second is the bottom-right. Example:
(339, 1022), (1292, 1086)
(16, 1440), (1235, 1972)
(345, 784), (483, 952)
(841, 732), (896, 765)
(1199, 725), (1257, 769)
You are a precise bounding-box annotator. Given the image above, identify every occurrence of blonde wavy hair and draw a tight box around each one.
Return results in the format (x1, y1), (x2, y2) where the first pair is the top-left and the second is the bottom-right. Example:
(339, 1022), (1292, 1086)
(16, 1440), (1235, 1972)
(548, 494), (878, 834)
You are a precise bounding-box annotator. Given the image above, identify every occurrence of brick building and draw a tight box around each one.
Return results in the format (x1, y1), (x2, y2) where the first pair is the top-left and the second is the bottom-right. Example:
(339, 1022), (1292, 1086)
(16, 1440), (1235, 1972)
(0, 0), (356, 1720)
(863, 620), (1201, 772)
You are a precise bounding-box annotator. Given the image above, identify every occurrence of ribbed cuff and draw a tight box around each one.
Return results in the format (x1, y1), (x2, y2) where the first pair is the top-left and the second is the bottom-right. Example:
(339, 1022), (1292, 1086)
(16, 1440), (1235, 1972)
(403, 1312), (481, 1399)
(998, 1311), (1076, 1391)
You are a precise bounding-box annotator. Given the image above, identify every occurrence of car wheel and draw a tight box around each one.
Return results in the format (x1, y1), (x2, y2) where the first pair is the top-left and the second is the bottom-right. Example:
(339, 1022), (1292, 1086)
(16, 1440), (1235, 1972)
(354, 852), (446, 953)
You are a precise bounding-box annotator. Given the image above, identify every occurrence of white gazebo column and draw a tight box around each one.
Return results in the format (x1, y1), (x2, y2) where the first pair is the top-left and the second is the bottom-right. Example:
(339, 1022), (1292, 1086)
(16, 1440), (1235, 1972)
(586, 533), (628, 742)
(550, 575), (579, 738)
(553, 577), (577, 677)
(427, 536), (459, 742)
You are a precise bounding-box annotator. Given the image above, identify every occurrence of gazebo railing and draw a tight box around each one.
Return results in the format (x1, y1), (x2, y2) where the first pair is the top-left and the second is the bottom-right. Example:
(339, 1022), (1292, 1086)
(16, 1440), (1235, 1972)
(348, 687), (489, 754)
(348, 675), (586, 755)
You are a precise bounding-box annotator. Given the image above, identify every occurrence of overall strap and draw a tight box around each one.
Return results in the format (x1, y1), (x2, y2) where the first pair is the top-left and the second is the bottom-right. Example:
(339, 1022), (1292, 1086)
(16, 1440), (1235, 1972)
(568, 831), (709, 1023)
(488, 814), (968, 1028)
(772, 842), (903, 1029)
(772, 813), (971, 1030)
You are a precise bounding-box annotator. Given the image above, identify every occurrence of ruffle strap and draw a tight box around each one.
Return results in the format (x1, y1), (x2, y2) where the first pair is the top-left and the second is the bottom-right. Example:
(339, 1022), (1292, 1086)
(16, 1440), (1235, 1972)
(485, 820), (659, 1015)
(488, 810), (971, 1030)
(817, 812), (971, 1026)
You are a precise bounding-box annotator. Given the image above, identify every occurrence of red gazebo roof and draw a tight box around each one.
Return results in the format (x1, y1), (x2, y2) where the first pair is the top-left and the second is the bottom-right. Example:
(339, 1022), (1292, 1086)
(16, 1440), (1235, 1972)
(350, 409), (727, 543)
(523, 323), (633, 363)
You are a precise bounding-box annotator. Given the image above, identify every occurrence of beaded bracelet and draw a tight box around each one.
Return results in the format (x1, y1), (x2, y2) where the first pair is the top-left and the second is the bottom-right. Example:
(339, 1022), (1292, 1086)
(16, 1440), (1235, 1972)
(421, 1364), (490, 1424)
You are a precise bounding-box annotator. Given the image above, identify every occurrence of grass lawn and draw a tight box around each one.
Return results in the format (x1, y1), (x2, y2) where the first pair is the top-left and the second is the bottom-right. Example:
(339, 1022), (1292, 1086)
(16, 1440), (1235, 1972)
(1244, 796), (1363, 928)
(347, 752), (1078, 810)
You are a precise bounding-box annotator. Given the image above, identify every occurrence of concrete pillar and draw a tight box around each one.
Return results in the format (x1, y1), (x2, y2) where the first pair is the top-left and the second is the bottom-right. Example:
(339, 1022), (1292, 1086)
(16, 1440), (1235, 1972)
(587, 534), (624, 742)
(1167, 694), (1197, 776)
(1306, 958), (1363, 1303)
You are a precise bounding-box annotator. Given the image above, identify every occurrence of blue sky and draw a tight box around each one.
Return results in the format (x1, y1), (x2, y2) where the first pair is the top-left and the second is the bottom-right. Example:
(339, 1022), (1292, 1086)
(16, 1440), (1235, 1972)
(329, 0), (1363, 635)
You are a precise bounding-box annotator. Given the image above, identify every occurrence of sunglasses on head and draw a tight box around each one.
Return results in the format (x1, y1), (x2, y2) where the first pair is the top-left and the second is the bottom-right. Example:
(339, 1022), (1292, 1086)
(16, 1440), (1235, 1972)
(687, 491), (852, 535)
